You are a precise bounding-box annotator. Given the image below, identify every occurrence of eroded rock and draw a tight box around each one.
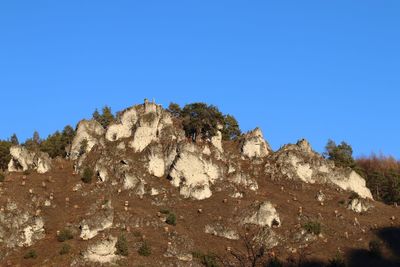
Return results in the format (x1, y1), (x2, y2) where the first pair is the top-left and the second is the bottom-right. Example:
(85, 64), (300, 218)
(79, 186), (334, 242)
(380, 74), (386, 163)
(8, 146), (51, 174)
(241, 128), (271, 158)
(243, 201), (281, 228)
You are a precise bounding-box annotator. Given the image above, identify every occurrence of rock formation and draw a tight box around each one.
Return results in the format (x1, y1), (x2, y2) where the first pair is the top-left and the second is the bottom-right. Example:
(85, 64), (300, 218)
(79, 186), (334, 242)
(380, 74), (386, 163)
(8, 146), (52, 174)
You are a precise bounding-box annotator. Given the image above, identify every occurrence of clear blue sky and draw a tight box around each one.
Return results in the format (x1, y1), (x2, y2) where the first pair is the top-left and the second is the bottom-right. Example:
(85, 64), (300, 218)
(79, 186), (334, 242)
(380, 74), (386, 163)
(0, 1), (399, 158)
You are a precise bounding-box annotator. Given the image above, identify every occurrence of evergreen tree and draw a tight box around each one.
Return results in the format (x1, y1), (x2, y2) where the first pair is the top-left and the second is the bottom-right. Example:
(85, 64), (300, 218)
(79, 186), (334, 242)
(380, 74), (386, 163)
(324, 139), (355, 168)
(167, 102), (182, 118)
(92, 106), (115, 129)
(0, 140), (12, 171)
(10, 134), (19, 145)
(222, 114), (241, 140)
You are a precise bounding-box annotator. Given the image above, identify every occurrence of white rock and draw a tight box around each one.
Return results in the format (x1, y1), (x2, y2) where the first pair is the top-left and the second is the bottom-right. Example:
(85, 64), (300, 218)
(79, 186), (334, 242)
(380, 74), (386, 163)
(84, 236), (120, 263)
(211, 131), (223, 153)
(205, 224), (239, 240)
(105, 108), (137, 141)
(8, 146), (51, 174)
(241, 128), (271, 158)
(148, 152), (165, 178)
(70, 120), (105, 160)
(348, 198), (373, 213)
(243, 201), (281, 227)
(169, 144), (221, 200)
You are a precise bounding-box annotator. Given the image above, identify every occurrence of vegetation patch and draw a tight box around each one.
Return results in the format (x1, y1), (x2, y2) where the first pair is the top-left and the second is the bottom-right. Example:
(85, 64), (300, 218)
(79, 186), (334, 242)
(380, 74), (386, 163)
(57, 229), (73, 242)
(303, 221), (322, 235)
(81, 167), (94, 184)
(138, 241), (151, 257)
(115, 234), (129, 256)
(24, 250), (38, 259)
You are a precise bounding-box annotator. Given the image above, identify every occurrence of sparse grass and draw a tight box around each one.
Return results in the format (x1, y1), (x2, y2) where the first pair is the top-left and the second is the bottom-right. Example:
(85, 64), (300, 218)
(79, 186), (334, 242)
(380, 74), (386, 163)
(59, 244), (71, 255)
(133, 230), (142, 238)
(138, 241), (151, 257)
(81, 167), (94, 184)
(24, 250), (37, 259)
(166, 213), (177, 226)
(0, 173), (4, 182)
(57, 229), (73, 242)
(115, 234), (129, 256)
(303, 221), (322, 235)
(193, 251), (219, 267)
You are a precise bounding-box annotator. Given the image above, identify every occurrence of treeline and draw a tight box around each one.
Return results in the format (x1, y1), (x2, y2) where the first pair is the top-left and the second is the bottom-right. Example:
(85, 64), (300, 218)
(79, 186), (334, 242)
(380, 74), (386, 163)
(324, 140), (400, 204)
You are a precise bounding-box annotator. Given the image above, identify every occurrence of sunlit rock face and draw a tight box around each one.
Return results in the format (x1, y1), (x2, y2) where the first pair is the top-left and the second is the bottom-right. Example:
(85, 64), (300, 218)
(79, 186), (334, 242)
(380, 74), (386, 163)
(169, 143), (222, 200)
(265, 139), (373, 199)
(70, 120), (105, 160)
(8, 146), (52, 174)
(243, 201), (281, 228)
(241, 128), (272, 159)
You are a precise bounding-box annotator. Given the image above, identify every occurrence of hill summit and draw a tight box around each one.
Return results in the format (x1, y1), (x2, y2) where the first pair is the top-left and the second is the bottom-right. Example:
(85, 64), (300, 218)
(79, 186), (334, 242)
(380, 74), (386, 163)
(1, 100), (399, 267)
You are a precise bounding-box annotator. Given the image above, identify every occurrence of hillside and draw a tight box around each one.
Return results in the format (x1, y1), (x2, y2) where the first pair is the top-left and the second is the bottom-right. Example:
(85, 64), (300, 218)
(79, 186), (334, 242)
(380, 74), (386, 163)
(0, 100), (399, 267)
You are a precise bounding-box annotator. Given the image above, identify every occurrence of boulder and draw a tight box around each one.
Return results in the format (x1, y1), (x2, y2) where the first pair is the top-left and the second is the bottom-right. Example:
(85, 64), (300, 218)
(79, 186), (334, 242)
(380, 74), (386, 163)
(8, 146), (51, 174)
(243, 201), (281, 228)
(241, 128), (271, 158)
(348, 198), (373, 213)
(84, 236), (120, 263)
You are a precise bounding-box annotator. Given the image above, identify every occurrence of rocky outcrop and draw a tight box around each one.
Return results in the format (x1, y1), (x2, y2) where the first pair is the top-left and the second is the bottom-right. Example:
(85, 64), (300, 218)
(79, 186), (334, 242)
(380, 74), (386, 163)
(8, 146), (51, 174)
(105, 107), (137, 141)
(243, 201), (281, 228)
(80, 201), (114, 240)
(205, 223), (239, 240)
(266, 139), (373, 199)
(83, 236), (120, 263)
(348, 198), (373, 213)
(0, 201), (45, 249)
(70, 120), (105, 160)
(128, 102), (174, 152)
(241, 128), (271, 158)
(169, 144), (222, 200)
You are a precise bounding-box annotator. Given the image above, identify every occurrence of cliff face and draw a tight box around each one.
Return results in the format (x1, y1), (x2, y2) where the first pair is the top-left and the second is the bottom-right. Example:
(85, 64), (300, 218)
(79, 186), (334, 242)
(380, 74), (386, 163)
(1, 100), (395, 267)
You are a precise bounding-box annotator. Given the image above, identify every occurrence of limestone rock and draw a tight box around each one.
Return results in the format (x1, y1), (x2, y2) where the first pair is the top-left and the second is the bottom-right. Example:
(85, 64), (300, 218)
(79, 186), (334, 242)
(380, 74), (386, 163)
(105, 107), (137, 141)
(243, 201), (281, 228)
(241, 128), (271, 158)
(204, 223), (239, 240)
(8, 146), (51, 174)
(80, 201), (114, 240)
(266, 139), (373, 199)
(169, 144), (222, 200)
(70, 120), (105, 160)
(84, 236), (120, 263)
(0, 201), (45, 249)
(348, 198), (373, 213)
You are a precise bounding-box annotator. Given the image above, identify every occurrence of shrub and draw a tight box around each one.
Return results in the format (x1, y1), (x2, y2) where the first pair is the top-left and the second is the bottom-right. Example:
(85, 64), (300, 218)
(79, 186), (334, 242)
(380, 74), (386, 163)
(138, 241), (151, 257)
(59, 244), (71, 255)
(24, 250), (38, 259)
(303, 221), (321, 235)
(193, 251), (219, 267)
(166, 213), (177, 226)
(369, 240), (382, 258)
(81, 167), (94, 184)
(115, 234), (129, 256)
(0, 173), (4, 182)
(57, 229), (73, 242)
